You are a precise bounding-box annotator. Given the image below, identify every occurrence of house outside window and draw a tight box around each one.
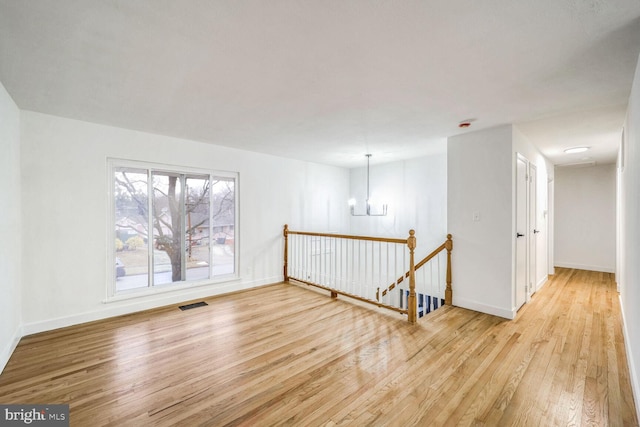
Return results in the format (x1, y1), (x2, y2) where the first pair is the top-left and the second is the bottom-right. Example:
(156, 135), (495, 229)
(109, 159), (237, 297)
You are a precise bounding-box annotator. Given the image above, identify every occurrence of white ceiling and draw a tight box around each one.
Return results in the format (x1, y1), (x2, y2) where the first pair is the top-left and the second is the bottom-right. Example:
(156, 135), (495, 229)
(1, 1), (639, 168)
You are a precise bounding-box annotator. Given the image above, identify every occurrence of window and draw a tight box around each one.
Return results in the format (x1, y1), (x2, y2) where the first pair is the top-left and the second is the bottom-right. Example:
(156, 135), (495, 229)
(109, 160), (237, 297)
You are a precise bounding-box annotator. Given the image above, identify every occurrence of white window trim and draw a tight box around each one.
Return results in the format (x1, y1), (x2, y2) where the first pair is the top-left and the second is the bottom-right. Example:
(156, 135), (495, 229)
(106, 158), (239, 303)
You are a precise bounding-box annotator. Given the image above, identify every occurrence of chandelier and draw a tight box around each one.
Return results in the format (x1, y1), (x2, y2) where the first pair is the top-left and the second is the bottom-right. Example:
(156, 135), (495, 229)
(348, 154), (388, 216)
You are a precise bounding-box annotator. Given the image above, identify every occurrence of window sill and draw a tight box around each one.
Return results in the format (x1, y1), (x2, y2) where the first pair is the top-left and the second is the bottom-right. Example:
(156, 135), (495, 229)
(103, 274), (239, 304)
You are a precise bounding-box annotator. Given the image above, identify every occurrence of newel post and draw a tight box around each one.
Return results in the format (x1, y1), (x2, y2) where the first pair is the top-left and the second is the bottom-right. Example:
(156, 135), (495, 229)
(283, 224), (289, 282)
(445, 234), (453, 305)
(407, 229), (417, 324)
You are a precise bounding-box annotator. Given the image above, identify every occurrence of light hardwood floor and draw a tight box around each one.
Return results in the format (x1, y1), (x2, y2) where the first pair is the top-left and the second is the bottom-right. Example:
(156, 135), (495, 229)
(0, 268), (637, 426)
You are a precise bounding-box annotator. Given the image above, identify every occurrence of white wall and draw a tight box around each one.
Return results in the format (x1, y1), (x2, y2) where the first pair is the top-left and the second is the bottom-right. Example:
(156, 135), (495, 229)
(554, 164), (616, 272)
(447, 124), (552, 319)
(448, 125), (514, 318)
(620, 52), (640, 423)
(20, 111), (349, 334)
(348, 146), (448, 257)
(0, 81), (22, 373)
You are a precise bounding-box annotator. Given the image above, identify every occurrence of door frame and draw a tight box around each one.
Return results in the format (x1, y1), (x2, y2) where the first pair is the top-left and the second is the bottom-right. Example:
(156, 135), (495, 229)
(528, 163), (537, 299)
(547, 178), (554, 276)
(515, 153), (529, 310)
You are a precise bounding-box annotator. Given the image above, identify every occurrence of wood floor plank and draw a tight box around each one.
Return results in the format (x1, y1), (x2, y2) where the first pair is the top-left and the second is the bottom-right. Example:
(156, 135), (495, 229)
(0, 269), (637, 426)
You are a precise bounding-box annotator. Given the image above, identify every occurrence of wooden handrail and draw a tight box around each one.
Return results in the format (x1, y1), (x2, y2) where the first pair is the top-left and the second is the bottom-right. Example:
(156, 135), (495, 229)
(285, 229), (408, 245)
(380, 242), (446, 296)
(378, 234), (453, 306)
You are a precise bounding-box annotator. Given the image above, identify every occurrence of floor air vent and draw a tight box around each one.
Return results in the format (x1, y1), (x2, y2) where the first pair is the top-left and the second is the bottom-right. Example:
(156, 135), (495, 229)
(179, 301), (208, 311)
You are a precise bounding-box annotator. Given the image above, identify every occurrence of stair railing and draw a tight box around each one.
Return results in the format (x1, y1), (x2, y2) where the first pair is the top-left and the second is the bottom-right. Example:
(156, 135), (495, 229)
(378, 234), (453, 317)
(283, 225), (451, 323)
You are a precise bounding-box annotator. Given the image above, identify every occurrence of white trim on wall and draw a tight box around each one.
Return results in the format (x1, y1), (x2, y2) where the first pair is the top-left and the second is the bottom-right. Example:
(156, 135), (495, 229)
(22, 277), (280, 336)
(536, 275), (548, 292)
(620, 295), (640, 425)
(554, 262), (615, 273)
(453, 296), (516, 320)
(0, 325), (22, 375)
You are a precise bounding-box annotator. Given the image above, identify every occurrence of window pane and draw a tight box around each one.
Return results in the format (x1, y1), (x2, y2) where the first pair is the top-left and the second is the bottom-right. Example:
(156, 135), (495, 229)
(152, 172), (183, 285)
(112, 162), (238, 296)
(186, 175), (210, 281)
(211, 177), (235, 276)
(114, 168), (149, 291)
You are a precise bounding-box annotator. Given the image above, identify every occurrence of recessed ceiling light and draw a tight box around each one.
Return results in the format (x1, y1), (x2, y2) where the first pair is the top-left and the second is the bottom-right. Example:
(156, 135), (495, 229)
(564, 147), (589, 154)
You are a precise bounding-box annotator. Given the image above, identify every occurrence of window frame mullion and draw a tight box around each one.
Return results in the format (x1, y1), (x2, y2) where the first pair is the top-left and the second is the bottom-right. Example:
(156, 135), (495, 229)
(209, 173), (214, 280)
(148, 169), (154, 288)
(180, 174), (187, 282)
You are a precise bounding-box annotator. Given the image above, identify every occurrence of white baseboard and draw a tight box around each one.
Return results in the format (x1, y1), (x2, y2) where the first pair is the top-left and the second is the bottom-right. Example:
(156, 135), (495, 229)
(554, 262), (614, 273)
(619, 294), (640, 425)
(22, 277), (281, 336)
(453, 297), (515, 320)
(0, 324), (23, 375)
(536, 275), (548, 292)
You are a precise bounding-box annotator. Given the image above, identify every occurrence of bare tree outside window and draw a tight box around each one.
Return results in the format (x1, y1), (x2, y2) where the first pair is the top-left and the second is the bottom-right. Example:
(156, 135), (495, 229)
(113, 165), (235, 293)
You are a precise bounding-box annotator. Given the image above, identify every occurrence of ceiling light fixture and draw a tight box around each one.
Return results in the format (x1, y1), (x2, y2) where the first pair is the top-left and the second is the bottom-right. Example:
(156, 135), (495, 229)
(349, 154), (388, 217)
(563, 146), (589, 154)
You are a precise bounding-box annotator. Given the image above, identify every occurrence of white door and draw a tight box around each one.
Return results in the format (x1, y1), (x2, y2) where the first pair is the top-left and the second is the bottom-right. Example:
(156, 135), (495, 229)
(515, 154), (528, 310)
(529, 164), (537, 298)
